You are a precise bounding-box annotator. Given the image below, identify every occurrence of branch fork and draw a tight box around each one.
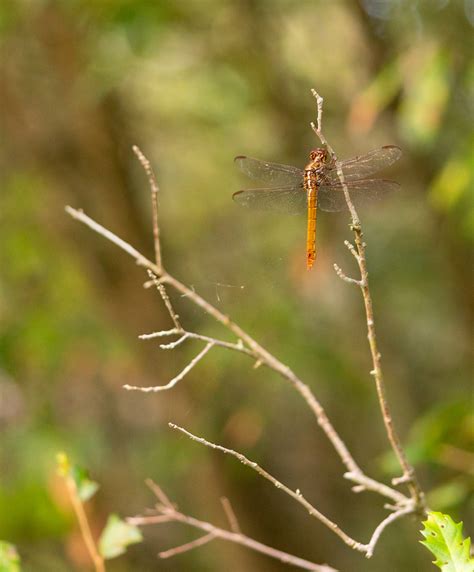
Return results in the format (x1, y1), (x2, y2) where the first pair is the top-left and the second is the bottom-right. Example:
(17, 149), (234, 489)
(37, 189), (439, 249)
(66, 88), (426, 569)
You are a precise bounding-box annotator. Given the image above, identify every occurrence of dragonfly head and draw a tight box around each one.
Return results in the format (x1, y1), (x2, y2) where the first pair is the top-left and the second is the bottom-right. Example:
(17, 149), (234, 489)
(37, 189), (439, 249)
(308, 148), (329, 172)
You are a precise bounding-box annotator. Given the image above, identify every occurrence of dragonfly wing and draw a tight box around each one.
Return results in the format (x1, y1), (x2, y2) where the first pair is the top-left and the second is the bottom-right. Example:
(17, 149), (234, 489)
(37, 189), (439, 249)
(235, 155), (303, 186)
(318, 179), (400, 212)
(233, 186), (307, 215)
(323, 145), (402, 183)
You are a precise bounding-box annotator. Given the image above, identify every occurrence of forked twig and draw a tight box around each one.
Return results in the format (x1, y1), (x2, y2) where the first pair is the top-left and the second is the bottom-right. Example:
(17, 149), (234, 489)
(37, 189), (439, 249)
(66, 113), (423, 567)
(158, 532), (216, 559)
(123, 342), (214, 392)
(66, 205), (370, 487)
(128, 481), (338, 572)
(168, 423), (414, 555)
(147, 269), (182, 330)
(310, 89), (425, 512)
(220, 497), (241, 533)
(62, 472), (105, 572)
(133, 145), (162, 272)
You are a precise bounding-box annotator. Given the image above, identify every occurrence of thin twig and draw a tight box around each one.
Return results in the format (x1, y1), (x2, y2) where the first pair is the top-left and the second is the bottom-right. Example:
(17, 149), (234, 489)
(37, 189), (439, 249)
(145, 479), (174, 508)
(133, 145), (162, 272)
(310, 89), (425, 513)
(140, 328), (254, 358)
(220, 497), (241, 533)
(65, 205), (407, 505)
(159, 333), (190, 350)
(333, 263), (362, 286)
(129, 482), (338, 572)
(65, 477), (105, 572)
(159, 532), (216, 559)
(147, 269), (182, 331)
(364, 505), (415, 558)
(169, 423), (367, 552)
(123, 342), (214, 392)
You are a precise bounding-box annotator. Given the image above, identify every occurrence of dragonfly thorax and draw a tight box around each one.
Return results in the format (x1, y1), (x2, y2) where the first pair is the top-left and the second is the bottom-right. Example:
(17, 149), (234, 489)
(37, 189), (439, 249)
(306, 148), (329, 174)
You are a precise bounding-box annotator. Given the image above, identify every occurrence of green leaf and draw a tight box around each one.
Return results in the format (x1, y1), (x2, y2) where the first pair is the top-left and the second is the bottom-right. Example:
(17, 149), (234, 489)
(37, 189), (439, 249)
(99, 514), (143, 559)
(0, 541), (21, 572)
(56, 452), (99, 502)
(420, 511), (474, 571)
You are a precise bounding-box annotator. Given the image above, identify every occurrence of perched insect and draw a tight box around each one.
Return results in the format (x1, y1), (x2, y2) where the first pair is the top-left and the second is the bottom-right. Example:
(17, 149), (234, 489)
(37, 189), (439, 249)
(234, 145), (402, 268)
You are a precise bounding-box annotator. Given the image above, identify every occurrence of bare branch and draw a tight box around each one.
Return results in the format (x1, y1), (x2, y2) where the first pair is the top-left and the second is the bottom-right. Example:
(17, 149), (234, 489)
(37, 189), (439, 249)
(159, 532), (216, 559)
(364, 505), (415, 558)
(140, 328), (254, 358)
(133, 145), (162, 272)
(147, 269), (183, 331)
(63, 472), (105, 572)
(65, 206), (360, 467)
(145, 478), (174, 508)
(310, 89), (425, 512)
(66, 129), (417, 539)
(66, 206), (152, 269)
(344, 240), (360, 262)
(220, 497), (241, 534)
(123, 342), (214, 392)
(129, 494), (338, 572)
(333, 264), (362, 286)
(343, 472), (407, 505)
(159, 333), (190, 350)
(139, 328), (181, 339)
(169, 423), (366, 553)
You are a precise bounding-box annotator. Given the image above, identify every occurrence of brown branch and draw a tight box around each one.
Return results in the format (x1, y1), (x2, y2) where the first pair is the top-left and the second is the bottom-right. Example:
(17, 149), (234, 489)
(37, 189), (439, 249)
(123, 342), (214, 392)
(66, 196), (409, 507)
(169, 423), (410, 556)
(364, 505), (415, 558)
(147, 270), (182, 331)
(310, 89), (425, 512)
(65, 204), (369, 485)
(65, 477), (105, 572)
(158, 532), (216, 559)
(220, 497), (241, 533)
(133, 145), (162, 272)
(139, 328), (254, 358)
(64, 127), (419, 570)
(128, 482), (338, 572)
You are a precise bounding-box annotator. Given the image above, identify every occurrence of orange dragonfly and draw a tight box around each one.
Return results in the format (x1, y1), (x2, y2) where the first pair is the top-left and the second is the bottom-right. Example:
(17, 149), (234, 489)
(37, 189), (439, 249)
(234, 145), (402, 269)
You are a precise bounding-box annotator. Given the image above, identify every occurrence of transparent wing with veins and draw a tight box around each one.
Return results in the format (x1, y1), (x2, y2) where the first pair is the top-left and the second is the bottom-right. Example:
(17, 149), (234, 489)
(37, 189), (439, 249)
(322, 145), (402, 183)
(233, 146), (401, 214)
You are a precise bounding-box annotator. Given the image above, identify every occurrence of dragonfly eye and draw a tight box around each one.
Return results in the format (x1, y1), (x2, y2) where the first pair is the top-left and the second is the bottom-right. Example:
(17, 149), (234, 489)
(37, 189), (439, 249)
(309, 148), (328, 163)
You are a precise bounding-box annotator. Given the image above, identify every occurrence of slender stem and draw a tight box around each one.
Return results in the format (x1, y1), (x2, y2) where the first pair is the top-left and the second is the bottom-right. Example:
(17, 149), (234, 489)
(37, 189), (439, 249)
(65, 205), (363, 477)
(123, 342), (214, 392)
(65, 477), (105, 572)
(65, 205), (408, 505)
(158, 532), (216, 559)
(311, 89), (425, 511)
(364, 505), (414, 558)
(220, 497), (241, 533)
(129, 481), (338, 572)
(170, 423), (365, 553)
(133, 146), (162, 272)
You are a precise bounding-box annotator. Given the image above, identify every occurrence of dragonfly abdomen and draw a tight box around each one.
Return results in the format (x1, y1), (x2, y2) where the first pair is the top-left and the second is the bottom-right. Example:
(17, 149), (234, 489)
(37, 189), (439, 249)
(304, 169), (319, 269)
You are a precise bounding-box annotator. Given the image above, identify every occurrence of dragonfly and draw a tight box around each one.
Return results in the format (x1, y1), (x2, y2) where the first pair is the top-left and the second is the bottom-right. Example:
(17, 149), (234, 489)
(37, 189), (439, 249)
(233, 145), (402, 269)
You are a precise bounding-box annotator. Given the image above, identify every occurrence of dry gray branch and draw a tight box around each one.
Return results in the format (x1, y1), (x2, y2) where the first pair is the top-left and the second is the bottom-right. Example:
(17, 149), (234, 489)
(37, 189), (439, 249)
(123, 342), (214, 392)
(133, 145), (162, 272)
(128, 481), (338, 572)
(168, 423), (415, 556)
(310, 89), (426, 513)
(220, 497), (241, 534)
(65, 104), (423, 568)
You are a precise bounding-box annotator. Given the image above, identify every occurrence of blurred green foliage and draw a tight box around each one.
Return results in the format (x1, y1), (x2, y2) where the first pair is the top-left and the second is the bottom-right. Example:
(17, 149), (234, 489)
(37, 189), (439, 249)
(0, 1), (472, 570)
(0, 542), (21, 572)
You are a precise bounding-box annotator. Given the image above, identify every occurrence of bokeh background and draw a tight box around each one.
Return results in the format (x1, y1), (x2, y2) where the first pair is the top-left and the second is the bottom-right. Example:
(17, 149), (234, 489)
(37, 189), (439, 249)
(1, 1), (472, 570)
